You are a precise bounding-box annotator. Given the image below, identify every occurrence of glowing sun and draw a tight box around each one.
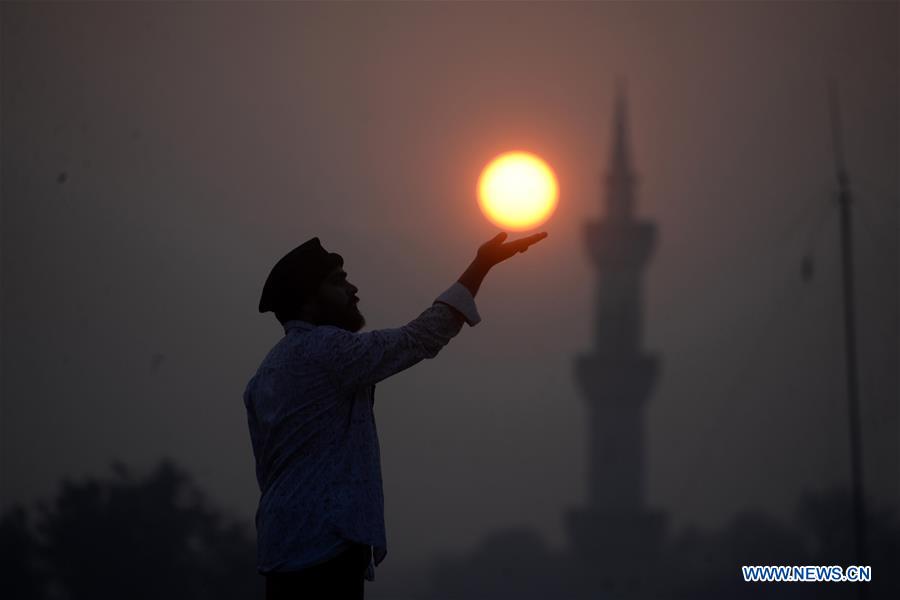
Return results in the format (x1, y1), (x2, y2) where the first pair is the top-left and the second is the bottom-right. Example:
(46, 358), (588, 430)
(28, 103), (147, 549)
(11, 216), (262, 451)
(477, 151), (559, 231)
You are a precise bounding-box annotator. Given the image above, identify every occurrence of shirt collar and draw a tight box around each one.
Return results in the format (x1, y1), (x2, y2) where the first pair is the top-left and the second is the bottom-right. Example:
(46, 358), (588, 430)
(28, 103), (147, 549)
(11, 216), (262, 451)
(283, 319), (317, 334)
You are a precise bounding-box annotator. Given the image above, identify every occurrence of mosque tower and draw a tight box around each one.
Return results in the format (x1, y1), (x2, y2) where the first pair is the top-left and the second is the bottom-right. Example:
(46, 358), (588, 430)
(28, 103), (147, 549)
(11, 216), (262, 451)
(564, 84), (667, 597)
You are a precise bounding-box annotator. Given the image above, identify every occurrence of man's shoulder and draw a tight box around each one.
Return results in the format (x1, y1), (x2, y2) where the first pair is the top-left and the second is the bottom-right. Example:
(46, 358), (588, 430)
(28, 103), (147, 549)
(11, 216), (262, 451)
(289, 325), (364, 362)
(261, 327), (339, 366)
(256, 328), (343, 375)
(304, 324), (357, 343)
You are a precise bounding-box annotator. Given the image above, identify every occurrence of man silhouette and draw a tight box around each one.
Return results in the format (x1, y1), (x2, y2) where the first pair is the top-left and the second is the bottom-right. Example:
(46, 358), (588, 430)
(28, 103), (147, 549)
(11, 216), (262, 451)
(244, 231), (548, 599)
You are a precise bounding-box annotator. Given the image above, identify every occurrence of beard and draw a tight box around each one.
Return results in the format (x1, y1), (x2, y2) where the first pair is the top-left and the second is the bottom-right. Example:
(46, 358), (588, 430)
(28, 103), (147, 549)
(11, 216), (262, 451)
(319, 301), (366, 333)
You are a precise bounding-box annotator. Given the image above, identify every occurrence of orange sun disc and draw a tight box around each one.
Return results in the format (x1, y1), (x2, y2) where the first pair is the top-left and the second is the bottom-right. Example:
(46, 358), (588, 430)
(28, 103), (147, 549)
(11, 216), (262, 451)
(477, 151), (558, 231)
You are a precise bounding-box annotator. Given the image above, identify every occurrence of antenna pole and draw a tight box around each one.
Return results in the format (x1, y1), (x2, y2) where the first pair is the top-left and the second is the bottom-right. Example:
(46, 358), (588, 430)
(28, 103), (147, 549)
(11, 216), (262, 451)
(828, 79), (867, 599)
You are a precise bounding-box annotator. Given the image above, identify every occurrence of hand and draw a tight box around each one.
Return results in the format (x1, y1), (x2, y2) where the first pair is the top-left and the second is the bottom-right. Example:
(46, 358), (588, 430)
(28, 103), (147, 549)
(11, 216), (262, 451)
(475, 231), (549, 268)
(457, 231), (549, 298)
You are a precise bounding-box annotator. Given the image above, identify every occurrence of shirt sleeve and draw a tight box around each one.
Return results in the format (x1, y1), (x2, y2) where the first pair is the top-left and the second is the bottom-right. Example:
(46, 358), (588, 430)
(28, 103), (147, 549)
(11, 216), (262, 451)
(434, 281), (481, 326)
(313, 282), (480, 390)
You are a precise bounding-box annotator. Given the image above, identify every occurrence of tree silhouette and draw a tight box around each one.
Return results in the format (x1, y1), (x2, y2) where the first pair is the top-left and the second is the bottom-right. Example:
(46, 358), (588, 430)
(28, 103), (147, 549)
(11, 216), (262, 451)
(796, 488), (900, 599)
(419, 487), (899, 600)
(0, 505), (43, 598)
(1, 459), (262, 600)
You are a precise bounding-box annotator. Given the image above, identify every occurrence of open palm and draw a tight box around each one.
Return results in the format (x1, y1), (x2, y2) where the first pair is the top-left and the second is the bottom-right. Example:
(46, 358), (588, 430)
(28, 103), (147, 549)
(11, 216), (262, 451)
(476, 231), (549, 267)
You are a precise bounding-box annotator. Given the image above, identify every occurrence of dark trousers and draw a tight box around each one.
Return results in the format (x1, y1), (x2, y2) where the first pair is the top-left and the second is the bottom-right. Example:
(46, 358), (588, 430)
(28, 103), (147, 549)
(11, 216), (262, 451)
(265, 543), (371, 600)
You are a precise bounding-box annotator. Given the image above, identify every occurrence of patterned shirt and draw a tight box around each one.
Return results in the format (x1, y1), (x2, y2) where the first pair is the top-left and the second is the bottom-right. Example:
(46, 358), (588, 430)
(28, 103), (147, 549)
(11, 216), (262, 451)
(243, 282), (481, 580)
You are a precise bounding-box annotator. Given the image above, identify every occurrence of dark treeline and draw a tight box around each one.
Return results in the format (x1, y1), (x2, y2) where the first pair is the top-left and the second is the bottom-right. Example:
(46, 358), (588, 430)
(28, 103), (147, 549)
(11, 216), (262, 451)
(427, 489), (900, 600)
(1, 460), (261, 599)
(2, 459), (898, 599)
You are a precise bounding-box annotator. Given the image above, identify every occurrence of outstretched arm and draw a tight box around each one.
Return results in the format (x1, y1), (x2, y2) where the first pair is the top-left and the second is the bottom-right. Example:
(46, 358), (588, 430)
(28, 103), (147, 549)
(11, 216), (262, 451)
(457, 231), (549, 297)
(315, 231), (548, 390)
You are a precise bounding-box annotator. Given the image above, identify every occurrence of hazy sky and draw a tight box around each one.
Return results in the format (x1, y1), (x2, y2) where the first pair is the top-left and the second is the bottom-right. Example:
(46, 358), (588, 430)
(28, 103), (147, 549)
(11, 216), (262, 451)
(2, 0), (897, 575)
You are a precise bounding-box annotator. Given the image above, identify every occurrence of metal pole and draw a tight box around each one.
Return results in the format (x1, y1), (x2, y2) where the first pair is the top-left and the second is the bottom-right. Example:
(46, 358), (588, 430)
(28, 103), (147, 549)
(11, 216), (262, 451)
(828, 80), (867, 599)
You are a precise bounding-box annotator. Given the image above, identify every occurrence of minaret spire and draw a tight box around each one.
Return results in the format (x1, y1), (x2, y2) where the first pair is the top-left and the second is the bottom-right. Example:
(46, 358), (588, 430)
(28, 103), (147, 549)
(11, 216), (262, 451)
(605, 79), (637, 221)
(610, 79), (632, 171)
(566, 83), (665, 596)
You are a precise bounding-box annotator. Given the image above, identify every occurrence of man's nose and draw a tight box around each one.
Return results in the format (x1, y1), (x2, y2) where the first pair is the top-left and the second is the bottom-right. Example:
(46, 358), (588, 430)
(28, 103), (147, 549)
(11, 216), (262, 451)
(348, 282), (359, 294)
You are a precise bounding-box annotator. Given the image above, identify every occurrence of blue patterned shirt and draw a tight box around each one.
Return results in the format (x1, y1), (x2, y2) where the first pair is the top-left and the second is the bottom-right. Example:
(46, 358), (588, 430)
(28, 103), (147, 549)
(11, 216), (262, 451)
(243, 282), (480, 580)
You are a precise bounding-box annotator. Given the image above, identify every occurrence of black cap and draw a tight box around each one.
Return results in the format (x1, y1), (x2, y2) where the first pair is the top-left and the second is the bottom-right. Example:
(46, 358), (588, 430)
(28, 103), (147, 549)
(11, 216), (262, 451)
(258, 237), (344, 314)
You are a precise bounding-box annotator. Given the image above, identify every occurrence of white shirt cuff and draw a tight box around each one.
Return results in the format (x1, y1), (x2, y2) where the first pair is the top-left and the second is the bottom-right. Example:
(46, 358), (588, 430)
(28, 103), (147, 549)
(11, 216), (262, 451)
(435, 281), (481, 326)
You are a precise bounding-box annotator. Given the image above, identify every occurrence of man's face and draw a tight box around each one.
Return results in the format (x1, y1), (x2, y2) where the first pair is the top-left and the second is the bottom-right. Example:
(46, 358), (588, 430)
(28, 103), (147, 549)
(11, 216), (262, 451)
(309, 266), (365, 332)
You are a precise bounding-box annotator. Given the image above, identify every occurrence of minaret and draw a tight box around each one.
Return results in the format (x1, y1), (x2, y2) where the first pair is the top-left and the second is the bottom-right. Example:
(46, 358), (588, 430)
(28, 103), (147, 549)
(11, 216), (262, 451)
(565, 83), (666, 596)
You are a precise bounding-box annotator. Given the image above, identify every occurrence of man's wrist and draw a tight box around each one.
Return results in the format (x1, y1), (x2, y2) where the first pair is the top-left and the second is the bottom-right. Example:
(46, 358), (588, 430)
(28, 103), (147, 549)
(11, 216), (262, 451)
(471, 255), (493, 274)
(458, 257), (491, 297)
